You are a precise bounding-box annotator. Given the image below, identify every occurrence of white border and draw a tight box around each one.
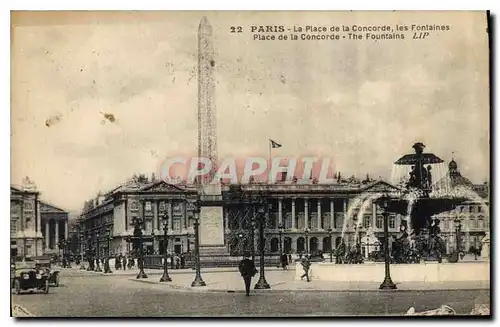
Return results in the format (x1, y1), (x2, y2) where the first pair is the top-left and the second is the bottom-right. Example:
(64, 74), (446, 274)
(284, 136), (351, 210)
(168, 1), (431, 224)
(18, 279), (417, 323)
(3, 1), (498, 325)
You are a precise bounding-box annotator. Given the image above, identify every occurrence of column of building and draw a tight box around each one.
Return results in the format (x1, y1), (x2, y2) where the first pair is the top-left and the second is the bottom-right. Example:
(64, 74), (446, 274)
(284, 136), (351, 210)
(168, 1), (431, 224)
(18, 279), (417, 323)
(55, 219), (59, 250)
(153, 200), (159, 254)
(278, 199), (283, 227)
(304, 199), (309, 230)
(343, 198), (348, 244)
(291, 199), (296, 230)
(168, 200), (174, 253)
(317, 200), (322, 230)
(330, 199), (335, 231)
(45, 220), (50, 251)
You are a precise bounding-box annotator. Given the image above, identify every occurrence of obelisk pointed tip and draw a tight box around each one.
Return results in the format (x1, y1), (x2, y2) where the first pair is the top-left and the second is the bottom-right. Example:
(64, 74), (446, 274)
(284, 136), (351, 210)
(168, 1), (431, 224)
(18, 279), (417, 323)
(199, 16), (210, 28)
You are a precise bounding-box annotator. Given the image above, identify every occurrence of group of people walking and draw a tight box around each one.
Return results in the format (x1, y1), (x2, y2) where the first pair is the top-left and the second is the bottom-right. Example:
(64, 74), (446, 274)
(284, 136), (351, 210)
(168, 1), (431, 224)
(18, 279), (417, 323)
(114, 254), (135, 270)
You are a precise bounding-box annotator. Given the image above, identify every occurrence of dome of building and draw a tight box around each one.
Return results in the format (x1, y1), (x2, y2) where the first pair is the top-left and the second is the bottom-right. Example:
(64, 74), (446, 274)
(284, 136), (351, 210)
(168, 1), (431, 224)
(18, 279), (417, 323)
(449, 159), (458, 171)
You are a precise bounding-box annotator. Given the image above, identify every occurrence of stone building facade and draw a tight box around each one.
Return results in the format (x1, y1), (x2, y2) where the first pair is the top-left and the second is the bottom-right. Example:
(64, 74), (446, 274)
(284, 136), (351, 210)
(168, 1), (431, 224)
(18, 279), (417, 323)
(78, 161), (489, 259)
(11, 178), (69, 258)
(11, 184), (43, 257)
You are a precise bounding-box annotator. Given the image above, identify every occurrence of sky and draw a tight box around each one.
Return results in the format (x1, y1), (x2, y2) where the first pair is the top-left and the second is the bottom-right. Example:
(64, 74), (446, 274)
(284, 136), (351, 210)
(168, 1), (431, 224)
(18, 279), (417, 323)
(11, 11), (490, 213)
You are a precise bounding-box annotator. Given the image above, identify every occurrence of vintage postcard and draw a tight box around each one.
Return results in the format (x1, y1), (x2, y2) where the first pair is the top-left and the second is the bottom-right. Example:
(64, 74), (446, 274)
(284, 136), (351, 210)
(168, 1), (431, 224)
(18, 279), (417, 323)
(10, 11), (490, 317)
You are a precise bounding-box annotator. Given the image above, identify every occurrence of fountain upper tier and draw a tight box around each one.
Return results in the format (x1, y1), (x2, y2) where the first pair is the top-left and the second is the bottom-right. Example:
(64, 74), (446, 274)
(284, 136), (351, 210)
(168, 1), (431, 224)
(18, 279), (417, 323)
(394, 142), (444, 166)
(383, 196), (467, 217)
(380, 142), (469, 234)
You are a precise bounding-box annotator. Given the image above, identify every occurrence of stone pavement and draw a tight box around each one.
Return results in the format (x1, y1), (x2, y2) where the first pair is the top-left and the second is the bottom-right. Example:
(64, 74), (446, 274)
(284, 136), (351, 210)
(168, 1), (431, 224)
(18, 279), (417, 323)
(60, 265), (490, 293)
(61, 265), (285, 277)
(127, 269), (490, 293)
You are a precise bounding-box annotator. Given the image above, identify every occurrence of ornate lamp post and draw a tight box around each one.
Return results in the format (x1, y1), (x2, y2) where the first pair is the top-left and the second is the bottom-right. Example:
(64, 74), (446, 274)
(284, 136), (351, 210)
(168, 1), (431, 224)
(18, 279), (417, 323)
(79, 234), (86, 270)
(454, 217), (462, 256)
(58, 239), (64, 266)
(377, 195), (397, 290)
(151, 231), (155, 255)
(254, 200), (270, 289)
(328, 228), (333, 262)
(65, 240), (72, 268)
(159, 214), (172, 282)
(191, 200), (206, 287)
(160, 214), (172, 283)
(95, 232), (102, 272)
(86, 235), (93, 271)
(305, 228), (309, 256)
(104, 229), (112, 274)
(238, 232), (244, 256)
(132, 218), (148, 279)
(278, 223), (283, 256)
(250, 220), (256, 262)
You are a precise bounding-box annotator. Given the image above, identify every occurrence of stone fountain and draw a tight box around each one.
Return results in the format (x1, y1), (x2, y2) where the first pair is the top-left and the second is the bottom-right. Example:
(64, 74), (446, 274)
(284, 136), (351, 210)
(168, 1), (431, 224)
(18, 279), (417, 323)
(380, 142), (468, 263)
(295, 143), (490, 287)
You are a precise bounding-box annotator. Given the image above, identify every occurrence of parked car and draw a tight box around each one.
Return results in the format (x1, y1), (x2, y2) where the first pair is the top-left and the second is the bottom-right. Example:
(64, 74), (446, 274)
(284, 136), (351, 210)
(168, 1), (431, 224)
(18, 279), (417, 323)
(12, 262), (49, 295)
(29, 256), (60, 287)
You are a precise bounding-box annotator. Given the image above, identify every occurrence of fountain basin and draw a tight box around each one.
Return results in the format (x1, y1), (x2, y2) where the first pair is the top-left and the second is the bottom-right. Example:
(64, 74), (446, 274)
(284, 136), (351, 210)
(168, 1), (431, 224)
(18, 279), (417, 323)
(295, 261), (490, 283)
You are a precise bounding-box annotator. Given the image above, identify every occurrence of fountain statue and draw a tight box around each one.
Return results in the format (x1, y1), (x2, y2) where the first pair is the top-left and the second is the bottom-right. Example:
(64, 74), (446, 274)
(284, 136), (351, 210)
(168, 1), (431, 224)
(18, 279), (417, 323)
(376, 142), (467, 262)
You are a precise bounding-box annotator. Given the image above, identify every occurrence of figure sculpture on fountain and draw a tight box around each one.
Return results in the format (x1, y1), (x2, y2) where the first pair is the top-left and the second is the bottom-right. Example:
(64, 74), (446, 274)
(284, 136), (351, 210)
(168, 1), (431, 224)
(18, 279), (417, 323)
(380, 142), (468, 263)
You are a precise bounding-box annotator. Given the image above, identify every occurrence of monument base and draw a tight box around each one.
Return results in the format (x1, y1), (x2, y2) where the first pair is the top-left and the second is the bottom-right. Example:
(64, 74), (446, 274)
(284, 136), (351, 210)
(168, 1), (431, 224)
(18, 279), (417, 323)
(199, 246), (231, 257)
(199, 206), (225, 247)
(295, 261), (490, 283)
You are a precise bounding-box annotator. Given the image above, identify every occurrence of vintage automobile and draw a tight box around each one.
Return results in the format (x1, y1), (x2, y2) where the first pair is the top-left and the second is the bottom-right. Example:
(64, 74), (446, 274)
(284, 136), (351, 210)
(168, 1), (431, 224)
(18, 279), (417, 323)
(12, 262), (49, 295)
(30, 256), (60, 287)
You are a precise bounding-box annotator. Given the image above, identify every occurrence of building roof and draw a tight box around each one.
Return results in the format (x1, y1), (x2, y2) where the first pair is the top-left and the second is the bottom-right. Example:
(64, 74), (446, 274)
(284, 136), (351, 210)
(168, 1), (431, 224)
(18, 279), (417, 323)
(39, 200), (69, 214)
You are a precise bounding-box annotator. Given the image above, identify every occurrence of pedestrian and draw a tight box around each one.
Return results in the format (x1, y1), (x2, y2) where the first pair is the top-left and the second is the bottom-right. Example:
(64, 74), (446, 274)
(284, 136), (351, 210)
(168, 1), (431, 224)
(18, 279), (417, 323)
(180, 253), (186, 269)
(122, 255), (127, 271)
(281, 253), (288, 270)
(300, 257), (311, 282)
(238, 252), (258, 296)
(175, 255), (180, 269)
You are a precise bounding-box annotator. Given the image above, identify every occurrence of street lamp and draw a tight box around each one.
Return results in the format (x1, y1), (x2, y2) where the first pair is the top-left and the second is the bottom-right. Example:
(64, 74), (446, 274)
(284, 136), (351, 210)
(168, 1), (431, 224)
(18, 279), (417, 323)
(250, 220), (256, 262)
(79, 234), (86, 270)
(328, 228), (333, 262)
(278, 223), (284, 255)
(377, 195), (397, 290)
(305, 228), (309, 256)
(95, 232), (102, 272)
(238, 232), (244, 256)
(58, 239), (64, 266)
(254, 201), (270, 289)
(132, 218), (148, 279)
(65, 240), (72, 268)
(278, 223), (284, 267)
(454, 217), (462, 257)
(104, 229), (112, 274)
(159, 214), (172, 282)
(86, 235), (93, 271)
(191, 200), (206, 287)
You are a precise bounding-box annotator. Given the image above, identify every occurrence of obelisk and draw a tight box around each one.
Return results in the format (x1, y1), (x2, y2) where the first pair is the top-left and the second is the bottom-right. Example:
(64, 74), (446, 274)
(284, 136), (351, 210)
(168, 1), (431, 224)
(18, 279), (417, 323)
(197, 17), (224, 248)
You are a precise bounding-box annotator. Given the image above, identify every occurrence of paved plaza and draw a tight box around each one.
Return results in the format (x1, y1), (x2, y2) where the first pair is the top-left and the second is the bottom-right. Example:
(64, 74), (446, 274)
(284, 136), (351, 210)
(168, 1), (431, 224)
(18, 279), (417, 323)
(11, 266), (490, 317)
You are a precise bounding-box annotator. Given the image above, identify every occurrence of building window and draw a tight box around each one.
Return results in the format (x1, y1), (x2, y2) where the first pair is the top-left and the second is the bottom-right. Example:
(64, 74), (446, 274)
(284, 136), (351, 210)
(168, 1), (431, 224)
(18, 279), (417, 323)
(469, 206), (474, 213)
(389, 216), (395, 229)
(376, 216), (383, 229)
(145, 201), (152, 211)
(363, 216), (370, 228)
(478, 206), (482, 213)
(443, 220), (449, 230)
(173, 219), (181, 231)
(478, 219), (484, 229)
(473, 219), (478, 229)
